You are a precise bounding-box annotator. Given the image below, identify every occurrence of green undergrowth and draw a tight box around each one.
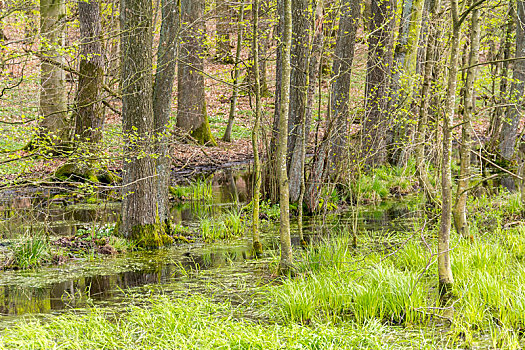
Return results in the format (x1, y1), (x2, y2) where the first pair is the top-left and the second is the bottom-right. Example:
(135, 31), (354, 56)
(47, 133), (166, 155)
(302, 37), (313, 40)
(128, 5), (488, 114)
(2, 224), (134, 270)
(346, 160), (422, 204)
(199, 209), (246, 242)
(468, 191), (524, 232)
(170, 179), (213, 202)
(0, 294), (427, 349)
(264, 225), (525, 348)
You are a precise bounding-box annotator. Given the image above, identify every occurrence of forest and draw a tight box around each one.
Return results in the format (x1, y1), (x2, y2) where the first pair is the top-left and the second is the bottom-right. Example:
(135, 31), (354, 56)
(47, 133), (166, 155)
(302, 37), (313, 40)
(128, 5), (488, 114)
(0, 0), (523, 347)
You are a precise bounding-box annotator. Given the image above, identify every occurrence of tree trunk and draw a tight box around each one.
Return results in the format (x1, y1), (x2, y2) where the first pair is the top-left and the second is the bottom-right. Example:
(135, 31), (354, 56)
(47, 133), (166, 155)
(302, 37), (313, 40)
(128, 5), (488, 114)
(362, 0), (395, 166)
(265, 0), (284, 203)
(414, 0), (440, 203)
(303, 0), (325, 213)
(74, 0), (104, 144)
(153, 0), (179, 225)
(222, 4), (245, 142)
(39, 0), (69, 147)
(287, 0), (311, 203)
(177, 0), (216, 145)
(438, 0), (459, 294)
(453, 4), (480, 238)
(258, 0), (271, 97)
(277, 0), (293, 273)
(252, 0), (263, 255)
(489, 2), (513, 145)
(498, 0), (525, 161)
(215, 0), (233, 63)
(389, 0), (424, 165)
(120, 0), (170, 246)
(328, 0), (360, 171)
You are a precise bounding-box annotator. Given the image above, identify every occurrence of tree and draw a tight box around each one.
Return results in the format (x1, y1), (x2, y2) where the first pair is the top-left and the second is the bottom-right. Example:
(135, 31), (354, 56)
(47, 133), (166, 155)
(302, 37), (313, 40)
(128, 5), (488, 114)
(177, 0), (216, 145)
(389, 0), (425, 165)
(439, 0), (461, 294)
(414, 0), (440, 203)
(222, 4), (245, 142)
(362, 0), (395, 165)
(252, 0), (263, 255)
(498, 0), (525, 161)
(39, 0), (68, 148)
(153, 0), (180, 226)
(287, 0), (311, 203)
(120, 0), (170, 246)
(74, 0), (104, 144)
(328, 0), (360, 170)
(277, 0), (293, 273)
(453, 3), (481, 238)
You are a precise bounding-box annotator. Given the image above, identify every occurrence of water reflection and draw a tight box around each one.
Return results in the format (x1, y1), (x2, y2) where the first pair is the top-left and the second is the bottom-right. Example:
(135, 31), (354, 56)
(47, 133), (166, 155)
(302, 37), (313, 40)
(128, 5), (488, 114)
(0, 167), (421, 321)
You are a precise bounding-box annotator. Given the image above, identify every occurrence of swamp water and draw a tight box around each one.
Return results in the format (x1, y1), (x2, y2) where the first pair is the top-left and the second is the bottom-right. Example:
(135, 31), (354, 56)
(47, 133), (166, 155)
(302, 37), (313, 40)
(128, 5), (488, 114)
(0, 168), (420, 327)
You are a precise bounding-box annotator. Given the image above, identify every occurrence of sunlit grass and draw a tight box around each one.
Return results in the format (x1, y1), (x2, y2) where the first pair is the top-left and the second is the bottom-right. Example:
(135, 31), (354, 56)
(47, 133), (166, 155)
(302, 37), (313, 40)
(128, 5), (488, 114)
(0, 294), (393, 349)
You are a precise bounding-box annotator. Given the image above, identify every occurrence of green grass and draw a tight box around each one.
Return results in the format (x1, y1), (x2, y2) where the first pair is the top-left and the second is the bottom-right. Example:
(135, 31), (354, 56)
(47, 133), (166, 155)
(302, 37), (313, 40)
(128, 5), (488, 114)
(347, 160), (419, 204)
(263, 223), (525, 348)
(266, 235), (430, 326)
(11, 235), (51, 269)
(199, 209), (245, 242)
(0, 294), (403, 350)
(170, 179), (214, 202)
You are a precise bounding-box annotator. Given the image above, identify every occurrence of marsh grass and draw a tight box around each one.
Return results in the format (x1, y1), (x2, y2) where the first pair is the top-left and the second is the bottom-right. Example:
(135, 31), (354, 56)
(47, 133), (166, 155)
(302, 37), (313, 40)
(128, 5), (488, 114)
(348, 161), (418, 203)
(170, 179), (213, 202)
(199, 209), (245, 242)
(267, 235), (430, 326)
(265, 224), (525, 346)
(0, 294), (396, 349)
(11, 235), (50, 269)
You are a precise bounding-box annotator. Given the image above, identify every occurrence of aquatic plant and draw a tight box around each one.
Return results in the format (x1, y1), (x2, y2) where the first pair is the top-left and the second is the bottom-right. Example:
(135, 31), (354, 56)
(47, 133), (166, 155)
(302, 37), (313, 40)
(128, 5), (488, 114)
(348, 162), (419, 204)
(266, 223), (525, 345)
(199, 210), (246, 242)
(170, 179), (213, 202)
(0, 294), (394, 349)
(12, 236), (50, 269)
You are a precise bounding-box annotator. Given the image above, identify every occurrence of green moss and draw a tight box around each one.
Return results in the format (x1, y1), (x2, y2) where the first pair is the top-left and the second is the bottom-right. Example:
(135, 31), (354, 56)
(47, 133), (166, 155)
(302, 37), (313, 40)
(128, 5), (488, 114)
(54, 163), (98, 183)
(96, 170), (122, 184)
(191, 102), (217, 146)
(130, 223), (173, 248)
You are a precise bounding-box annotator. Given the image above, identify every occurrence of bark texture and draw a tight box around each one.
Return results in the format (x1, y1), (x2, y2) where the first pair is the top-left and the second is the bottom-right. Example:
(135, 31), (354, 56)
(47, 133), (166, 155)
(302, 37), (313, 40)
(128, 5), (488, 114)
(415, 0), (440, 203)
(439, 0), (459, 294)
(252, 0), (263, 254)
(40, 0), (69, 146)
(498, 0), (525, 161)
(222, 4), (244, 142)
(177, 0), (216, 145)
(287, 0), (312, 202)
(74, 0), (104, 144)
(453, 5), (480, 238)
(277, 0), (293, 272)
(328, 0), (360, 169)
(153, 0), (179, 224)
(120, 0), (169, 246)
(362, 0), (395, 166)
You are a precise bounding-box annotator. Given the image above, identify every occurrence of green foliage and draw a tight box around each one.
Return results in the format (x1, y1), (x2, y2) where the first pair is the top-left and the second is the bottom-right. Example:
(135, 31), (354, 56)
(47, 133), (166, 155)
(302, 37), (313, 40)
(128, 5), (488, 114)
(12, 235), (50, 269)
(199, 209), (245, 242)
(0, 294), (392, 349)
(170, 179), (213, 202)
(266, 235), (429, 326)
(348, 161), (418, 204)
(243, 199), (280, 220)
(265, 220), (525, 346)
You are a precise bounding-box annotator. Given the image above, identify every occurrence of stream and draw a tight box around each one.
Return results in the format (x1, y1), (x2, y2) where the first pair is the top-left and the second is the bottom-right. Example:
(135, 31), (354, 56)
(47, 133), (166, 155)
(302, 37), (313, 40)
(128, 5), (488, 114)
(0, 168), (420, 327)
